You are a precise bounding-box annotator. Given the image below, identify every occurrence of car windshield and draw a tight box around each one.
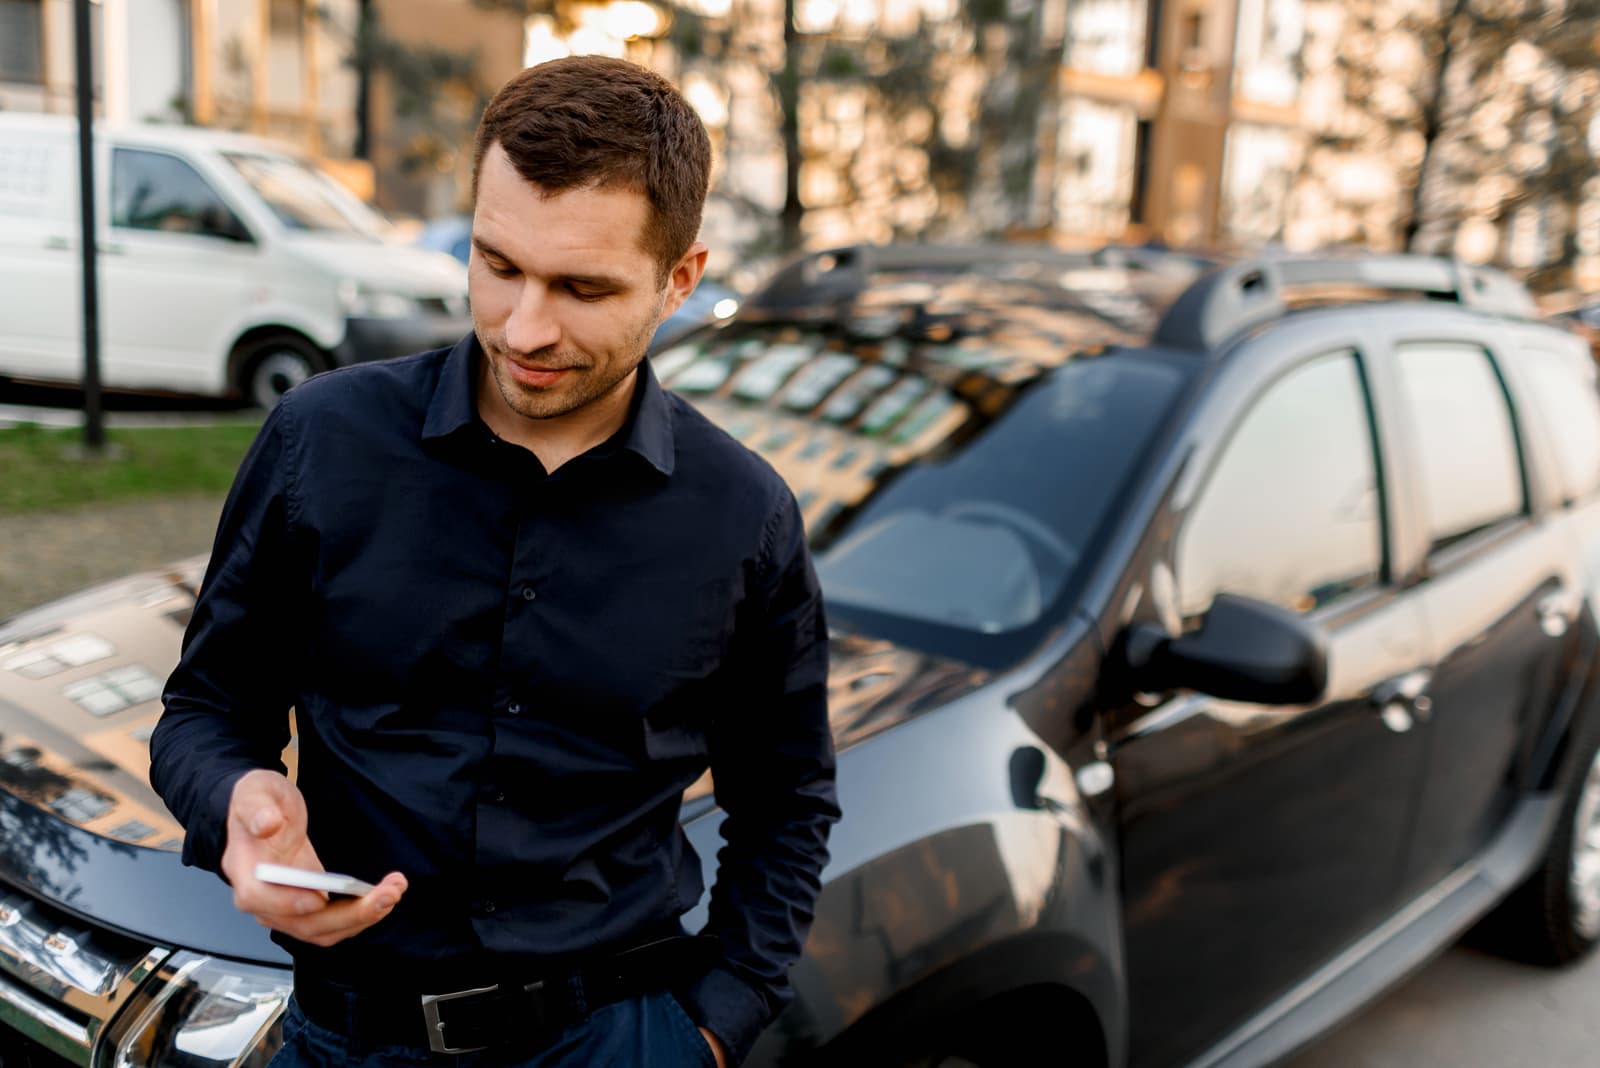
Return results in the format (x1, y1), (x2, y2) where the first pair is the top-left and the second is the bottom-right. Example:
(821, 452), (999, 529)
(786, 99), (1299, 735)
(657, 303), (1189, 663)
(221, 151), (390, 238)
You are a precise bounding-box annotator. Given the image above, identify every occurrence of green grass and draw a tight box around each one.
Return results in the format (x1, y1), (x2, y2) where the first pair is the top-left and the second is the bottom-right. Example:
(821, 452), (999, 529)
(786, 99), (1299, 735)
(0, 419), (263, 515)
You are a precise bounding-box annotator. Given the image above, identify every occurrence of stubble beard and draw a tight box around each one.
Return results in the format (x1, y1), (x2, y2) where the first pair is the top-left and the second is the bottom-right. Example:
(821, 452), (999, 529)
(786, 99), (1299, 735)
(479, 312), (659, 423)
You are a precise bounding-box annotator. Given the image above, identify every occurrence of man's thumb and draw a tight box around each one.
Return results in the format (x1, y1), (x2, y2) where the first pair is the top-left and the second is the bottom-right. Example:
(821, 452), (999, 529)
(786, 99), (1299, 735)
(247, 804), (284, 838)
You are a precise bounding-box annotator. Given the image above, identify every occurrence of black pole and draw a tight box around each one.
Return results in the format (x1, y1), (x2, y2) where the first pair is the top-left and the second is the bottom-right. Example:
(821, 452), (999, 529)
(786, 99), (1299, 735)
(353, 0), (373, 160)
(74, 0), (105, 451)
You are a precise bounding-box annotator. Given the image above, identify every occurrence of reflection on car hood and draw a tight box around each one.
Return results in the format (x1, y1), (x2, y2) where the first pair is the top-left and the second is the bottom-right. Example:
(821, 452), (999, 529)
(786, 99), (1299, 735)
(0, 558), (222, 855)
(0, 555), (987, 876)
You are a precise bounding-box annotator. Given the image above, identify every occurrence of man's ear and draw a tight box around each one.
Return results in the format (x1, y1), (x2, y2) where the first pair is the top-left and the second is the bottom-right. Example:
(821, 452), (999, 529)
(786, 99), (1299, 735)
(658, 242), (709, 325)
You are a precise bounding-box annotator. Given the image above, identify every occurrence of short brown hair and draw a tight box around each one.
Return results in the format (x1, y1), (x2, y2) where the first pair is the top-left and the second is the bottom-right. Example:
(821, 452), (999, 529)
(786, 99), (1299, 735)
(471, 56), (712, 281)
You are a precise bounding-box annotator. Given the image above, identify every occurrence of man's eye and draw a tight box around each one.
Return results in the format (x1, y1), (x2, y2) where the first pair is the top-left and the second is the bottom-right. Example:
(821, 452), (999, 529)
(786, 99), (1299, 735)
(486, 261), (517, 277)
(567, 285), (608, 301)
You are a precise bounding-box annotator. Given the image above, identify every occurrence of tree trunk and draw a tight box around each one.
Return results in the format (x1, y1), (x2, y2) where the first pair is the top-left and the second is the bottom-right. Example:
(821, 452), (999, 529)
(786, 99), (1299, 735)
(1404, 0), (1468, 251)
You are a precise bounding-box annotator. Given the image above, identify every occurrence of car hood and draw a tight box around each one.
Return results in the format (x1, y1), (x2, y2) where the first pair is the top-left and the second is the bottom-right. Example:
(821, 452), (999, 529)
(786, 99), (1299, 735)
(0, 559), (988, 960)
(0, 560), (288, 962)
(282, 234), (468, 298)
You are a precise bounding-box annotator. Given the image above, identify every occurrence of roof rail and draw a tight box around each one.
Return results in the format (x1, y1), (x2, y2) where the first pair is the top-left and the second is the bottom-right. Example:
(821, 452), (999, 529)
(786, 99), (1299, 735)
(1152, 254), (1538, 352)
(743, 242), (1102, 311)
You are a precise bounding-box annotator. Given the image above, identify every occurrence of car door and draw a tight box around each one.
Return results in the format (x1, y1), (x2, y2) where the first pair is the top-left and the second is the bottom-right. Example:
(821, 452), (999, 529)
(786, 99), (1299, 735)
(100, 145), (263, 393)
(1380, 336), (1580, 899)
(1109, 344), (1432, 1068)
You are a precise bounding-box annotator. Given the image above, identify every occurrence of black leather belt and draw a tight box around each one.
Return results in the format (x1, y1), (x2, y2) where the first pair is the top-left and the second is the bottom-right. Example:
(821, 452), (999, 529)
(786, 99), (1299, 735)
(293, 935), (719, 1055)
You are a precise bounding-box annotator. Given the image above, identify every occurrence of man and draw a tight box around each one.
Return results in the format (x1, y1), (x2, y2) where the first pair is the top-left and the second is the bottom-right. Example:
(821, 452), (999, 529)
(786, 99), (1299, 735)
(150, 56), (839, 1068)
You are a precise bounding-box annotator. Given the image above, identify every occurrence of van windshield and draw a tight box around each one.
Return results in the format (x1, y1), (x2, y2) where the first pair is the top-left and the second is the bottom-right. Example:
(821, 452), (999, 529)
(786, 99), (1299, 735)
(221, 151), (389, 238)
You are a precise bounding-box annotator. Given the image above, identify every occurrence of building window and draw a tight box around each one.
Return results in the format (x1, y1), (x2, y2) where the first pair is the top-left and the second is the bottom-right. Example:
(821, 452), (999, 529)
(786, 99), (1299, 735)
(0, 0), (44, 85)
(1065, 0), (1148, 78)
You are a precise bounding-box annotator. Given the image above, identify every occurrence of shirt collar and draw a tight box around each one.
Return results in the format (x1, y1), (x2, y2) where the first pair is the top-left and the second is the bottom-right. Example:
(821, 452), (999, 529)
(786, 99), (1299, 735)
(421, 332), (676, 478)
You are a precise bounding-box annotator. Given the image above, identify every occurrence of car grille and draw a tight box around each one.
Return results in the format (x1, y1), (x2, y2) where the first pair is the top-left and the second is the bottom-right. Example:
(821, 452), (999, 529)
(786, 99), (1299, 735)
(0, 885), (166, 1068)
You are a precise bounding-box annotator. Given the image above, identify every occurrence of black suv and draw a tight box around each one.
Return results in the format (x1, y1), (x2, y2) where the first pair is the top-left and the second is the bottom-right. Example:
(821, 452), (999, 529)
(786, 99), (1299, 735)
(0, 247), (1598, 1068)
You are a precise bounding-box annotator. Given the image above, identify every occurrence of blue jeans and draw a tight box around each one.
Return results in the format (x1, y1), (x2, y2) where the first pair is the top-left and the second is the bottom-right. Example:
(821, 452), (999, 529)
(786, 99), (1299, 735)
(267, 991), (717, 1067)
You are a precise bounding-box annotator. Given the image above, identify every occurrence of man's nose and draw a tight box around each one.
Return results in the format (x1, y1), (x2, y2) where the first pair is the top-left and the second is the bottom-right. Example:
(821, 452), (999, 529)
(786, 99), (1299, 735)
(504, 284), (561, 354)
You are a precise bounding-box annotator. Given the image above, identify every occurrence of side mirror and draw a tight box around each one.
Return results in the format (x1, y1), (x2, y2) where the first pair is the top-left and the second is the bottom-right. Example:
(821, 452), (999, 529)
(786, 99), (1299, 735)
(1123, 594), (1328, 705)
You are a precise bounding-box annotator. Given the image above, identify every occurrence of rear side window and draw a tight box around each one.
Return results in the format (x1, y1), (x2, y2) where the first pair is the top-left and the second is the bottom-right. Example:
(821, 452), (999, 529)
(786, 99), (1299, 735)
(111, 147), (244, 239)
(1394, 342), (1524, 552)
(1176, 351), (1384, 621)
(1519, 347), (1600, 503)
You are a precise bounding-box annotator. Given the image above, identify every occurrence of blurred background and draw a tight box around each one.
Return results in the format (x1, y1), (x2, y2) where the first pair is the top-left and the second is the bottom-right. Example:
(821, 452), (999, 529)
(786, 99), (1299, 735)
(2, 0), (1595, 298)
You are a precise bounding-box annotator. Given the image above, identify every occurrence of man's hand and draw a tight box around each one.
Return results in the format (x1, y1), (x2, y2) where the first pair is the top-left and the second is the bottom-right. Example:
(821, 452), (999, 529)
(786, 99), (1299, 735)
(221, 770), (407, 947)
(698, 1027), (729, 1068)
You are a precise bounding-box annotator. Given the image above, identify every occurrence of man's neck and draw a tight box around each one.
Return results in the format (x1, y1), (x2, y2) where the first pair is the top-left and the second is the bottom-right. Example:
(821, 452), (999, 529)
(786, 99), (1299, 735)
(479, 367), (639, 474)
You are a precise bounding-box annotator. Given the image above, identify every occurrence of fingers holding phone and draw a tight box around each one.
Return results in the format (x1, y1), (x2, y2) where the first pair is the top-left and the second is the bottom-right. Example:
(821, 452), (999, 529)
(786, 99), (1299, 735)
(254, 865), (409, 947)
(221, 769), (406, 946)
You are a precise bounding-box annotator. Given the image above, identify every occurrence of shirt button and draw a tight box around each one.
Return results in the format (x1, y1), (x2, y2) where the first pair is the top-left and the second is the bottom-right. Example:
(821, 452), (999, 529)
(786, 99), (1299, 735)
(506, 703), (522, 715)
(521, 586), (537, 601)
(492, 791), (506, 804)
(476, 900), (496, 915)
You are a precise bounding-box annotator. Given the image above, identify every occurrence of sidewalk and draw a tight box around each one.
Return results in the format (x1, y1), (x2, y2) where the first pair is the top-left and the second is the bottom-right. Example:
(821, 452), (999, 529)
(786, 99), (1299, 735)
(0, 404), (261, 430)
(0, 495), (223, 620)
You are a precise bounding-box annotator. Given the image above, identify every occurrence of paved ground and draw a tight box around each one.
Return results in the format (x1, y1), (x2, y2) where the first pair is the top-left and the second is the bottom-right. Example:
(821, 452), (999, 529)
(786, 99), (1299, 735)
(1287, 942), (1600, 1067)
(0, 494), (223, 620)
(0, 385), (240, 619)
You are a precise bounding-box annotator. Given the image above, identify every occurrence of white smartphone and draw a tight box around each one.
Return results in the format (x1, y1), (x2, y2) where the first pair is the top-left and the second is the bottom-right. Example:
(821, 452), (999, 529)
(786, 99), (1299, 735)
(253, 862), (376, 897)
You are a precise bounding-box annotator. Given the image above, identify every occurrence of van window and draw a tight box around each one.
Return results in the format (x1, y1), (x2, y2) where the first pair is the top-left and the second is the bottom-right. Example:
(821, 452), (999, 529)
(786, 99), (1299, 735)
(221, 151), (388, 238)
(112, 148), (247, 240)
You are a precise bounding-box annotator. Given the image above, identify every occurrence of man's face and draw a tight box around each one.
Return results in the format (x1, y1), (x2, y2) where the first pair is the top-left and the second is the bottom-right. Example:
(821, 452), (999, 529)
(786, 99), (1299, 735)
(469, 143), (696, 424)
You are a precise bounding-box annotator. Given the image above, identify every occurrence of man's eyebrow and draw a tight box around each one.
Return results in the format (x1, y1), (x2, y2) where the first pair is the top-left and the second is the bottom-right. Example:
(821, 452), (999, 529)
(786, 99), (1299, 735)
(472, 236), (511, 262)
(470, 238), (628, 290)
(561, 272), (629, 290)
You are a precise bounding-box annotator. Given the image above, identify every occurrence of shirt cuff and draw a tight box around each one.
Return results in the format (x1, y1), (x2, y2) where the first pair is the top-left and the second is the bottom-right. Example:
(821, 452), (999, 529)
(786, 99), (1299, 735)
(677, 964), (772, 1067)
(179, 768), (251, 876)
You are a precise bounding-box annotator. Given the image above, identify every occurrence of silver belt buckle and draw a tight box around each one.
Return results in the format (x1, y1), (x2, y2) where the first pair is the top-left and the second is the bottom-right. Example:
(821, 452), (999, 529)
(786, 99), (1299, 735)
(420, 984), (499, 1054)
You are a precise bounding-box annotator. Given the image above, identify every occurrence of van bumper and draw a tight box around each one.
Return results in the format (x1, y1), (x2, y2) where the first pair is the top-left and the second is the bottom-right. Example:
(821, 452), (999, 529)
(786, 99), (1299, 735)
(330, 316), (473, 367)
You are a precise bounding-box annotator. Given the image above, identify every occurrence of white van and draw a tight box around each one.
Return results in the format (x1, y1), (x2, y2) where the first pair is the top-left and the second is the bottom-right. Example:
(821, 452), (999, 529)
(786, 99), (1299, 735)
(0, 114), (471, 407)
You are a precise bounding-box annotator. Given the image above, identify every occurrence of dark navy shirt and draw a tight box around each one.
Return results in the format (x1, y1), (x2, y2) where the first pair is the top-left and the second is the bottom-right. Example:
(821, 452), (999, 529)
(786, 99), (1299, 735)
(150, 334), (838, 1063)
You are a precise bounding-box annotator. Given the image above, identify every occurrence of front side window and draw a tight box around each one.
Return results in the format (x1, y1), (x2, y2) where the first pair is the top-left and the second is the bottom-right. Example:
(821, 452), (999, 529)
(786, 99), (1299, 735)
(1177, 352), (1384, 621)
(111, 148), (246, 239)
(1394, 342), (1524, 552)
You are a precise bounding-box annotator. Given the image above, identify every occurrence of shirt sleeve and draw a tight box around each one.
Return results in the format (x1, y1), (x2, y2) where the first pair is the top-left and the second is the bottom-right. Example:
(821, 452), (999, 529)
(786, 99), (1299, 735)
(149, 399), (306, 875)
(679, 489), (840, 1064)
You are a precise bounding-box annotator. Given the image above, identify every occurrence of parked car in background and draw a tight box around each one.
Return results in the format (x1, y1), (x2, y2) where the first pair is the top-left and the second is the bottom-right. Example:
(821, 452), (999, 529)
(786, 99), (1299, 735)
(3, 247), (1600, 1068)
(412, 211), (739, 351)
(0, 114), (470, 408)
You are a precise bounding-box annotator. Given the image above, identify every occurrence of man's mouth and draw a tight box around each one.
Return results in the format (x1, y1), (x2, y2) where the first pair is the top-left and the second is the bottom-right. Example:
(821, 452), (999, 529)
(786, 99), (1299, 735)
(505, 359), (575, 388)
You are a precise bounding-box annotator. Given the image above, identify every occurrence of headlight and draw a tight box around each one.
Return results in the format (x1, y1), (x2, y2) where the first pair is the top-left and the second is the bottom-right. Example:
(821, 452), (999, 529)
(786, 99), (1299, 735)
(337, 281), (426, 320)
(102, 952), (292, 1068)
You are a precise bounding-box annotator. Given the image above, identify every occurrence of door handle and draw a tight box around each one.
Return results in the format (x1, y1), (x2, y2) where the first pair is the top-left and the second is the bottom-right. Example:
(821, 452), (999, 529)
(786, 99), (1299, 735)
(1538, 590), (1577, 639)
(1371, 669), (1433, 733)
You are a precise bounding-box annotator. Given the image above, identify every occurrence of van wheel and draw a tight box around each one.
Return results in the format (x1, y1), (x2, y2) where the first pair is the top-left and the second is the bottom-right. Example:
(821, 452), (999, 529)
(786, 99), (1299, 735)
(1481, 736), (1600, 966)
(237, 335), (326, 409)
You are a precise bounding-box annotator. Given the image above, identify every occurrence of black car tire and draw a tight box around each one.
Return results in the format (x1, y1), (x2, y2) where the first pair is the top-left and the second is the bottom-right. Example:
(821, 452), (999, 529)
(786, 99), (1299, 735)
(235, 333), (327, 409)
(1481, 733), (1600, 967)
